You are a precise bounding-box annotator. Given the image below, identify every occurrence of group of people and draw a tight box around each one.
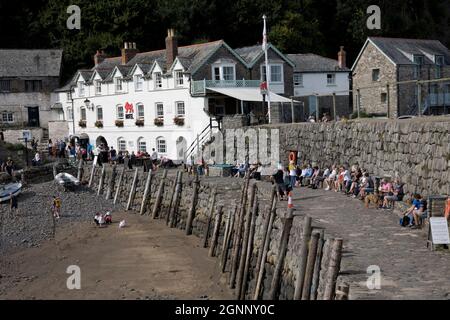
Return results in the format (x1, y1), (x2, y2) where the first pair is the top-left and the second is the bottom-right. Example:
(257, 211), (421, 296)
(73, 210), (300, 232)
(93, 211), (112, 227)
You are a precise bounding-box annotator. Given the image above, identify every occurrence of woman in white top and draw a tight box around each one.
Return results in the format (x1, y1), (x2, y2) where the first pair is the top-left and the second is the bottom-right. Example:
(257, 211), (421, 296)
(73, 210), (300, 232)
(325, 165), (337, 191)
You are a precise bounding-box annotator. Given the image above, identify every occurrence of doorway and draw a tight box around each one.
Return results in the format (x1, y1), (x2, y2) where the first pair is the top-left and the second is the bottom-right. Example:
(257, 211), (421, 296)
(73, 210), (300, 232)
(27, 106), (40, 127)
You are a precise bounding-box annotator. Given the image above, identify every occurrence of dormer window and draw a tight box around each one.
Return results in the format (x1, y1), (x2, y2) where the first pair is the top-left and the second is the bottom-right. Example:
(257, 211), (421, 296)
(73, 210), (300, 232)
(95, 80), (102, 95)
(435, 55), (444, 78)
(175, 70), (184, 86)
(134, 75), (143, 91)
(413, 55), (424, 65)
(212, 65), (235, 81)
(78, 82), (85, 97)
(154, 72), (162, 89)
(413, 55), (424, 79)
(115, 78), (123, 92)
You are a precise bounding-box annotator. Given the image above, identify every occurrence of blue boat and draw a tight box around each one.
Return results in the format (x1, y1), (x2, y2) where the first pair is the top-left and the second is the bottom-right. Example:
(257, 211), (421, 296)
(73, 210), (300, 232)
(0, 182), (22, 202)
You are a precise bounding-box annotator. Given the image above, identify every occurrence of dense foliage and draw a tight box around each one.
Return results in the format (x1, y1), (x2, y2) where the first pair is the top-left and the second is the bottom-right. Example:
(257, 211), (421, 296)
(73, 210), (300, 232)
(1, 0), (449, 82)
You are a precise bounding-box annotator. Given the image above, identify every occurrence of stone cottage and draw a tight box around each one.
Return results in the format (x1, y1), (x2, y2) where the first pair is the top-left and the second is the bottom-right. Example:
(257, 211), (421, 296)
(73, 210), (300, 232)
(352, 37), (450, 118)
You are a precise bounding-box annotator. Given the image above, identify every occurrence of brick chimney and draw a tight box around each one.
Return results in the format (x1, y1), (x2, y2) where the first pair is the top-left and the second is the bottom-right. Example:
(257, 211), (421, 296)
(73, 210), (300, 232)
(165, 29), (178, 69)
(338, 46), (346, 69)
(121, 42), (139, 65)
(94, 50), (107, 66)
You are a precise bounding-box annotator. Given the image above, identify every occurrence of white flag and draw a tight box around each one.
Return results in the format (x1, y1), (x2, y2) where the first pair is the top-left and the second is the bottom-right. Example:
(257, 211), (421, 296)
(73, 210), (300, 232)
(262, 15), (268, 51)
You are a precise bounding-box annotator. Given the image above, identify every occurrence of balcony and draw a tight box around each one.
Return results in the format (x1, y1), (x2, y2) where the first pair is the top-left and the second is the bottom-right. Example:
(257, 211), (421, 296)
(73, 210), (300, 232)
(191, 79), (260, 96)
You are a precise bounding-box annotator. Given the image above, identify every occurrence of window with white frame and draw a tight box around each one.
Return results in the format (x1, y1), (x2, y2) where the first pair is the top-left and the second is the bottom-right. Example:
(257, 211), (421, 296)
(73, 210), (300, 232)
(156, 137), (166, 154)
(117, 105), (124, 119)
(1, 112), (14, 123)
(118, 137), (126, 152)
(115, 77), (123, 92)
(176, 101), (185, 117)
(293, 73), (303, 87)
(327, 73), (336, 85)
(67, 107), (73, 120)
(80, 107), (87, 121)
(96, 106), (103, 121)
(78, 81), (85, 97)
(137, 103), (145, 119)
(261, 64), (283, 83)
(138, 137), (147, 152)
(156, 103), (164, 118)
(212, 65), (235, 81)
(154, 72), (162, 88)
(175, 70), (184, 86)
(134, 75), (143, 91)
(95, 80), (102, 94)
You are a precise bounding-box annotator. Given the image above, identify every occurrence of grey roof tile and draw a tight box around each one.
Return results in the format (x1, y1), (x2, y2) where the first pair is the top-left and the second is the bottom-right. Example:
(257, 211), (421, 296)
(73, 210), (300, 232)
(0, 49), (63, 77)
(287, 53), (350, 73)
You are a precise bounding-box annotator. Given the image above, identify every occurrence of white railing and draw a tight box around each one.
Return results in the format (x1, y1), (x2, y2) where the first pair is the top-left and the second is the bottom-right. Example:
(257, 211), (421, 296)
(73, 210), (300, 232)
(191, 79), (260, 95)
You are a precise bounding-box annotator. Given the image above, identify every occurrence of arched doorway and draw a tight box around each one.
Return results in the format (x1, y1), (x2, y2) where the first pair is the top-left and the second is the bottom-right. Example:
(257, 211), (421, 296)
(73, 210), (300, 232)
(176, 136), (187, 161)
(96, 136), (108, 147)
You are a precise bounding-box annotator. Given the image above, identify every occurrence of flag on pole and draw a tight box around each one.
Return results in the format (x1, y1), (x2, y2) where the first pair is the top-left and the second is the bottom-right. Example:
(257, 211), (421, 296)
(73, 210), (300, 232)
(262, 14), (268, 51)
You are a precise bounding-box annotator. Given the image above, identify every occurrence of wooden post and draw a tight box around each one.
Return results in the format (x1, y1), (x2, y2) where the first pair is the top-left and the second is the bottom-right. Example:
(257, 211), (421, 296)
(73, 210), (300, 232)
(310, 229), (325, 300)
(316, 237), (334, 300)
(220, 205), (236, 272)
(140, 169), (153, 215)
(323, 238), (343, 300)
(208, 205), (224, 257)
(126, 168), (139, 211)
(77, 159), (84, 181)
(240, 201), (258, 300)
(332, 93), (337, 120)
(301, 231), (320, 300)
(268, 208), (294, 300)
(185, 173), (200, 235)
(169, 171), (183, 228)
(202, 189), (216, 247)
(151, 169), (167, 219)
(97, 165), (106, 196)
(229, 175), (250, 288)
(165, 172), (180, 224)
(113, 166), (125, 205)
(293, 215), (312, 300)
(236, 184), (257, 299)
(105, 164), (117, 200)
(88, 162), (96, 188)
(253, 193), (277, 300)
(335, 282), (350, 300)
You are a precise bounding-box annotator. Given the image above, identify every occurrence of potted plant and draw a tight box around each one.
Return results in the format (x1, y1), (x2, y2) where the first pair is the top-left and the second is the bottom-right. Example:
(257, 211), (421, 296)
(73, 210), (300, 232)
(135, 119), (145, 126)
(78, 120), (86, 128)
(94, 120), (103, 128)
(173, 116), (185, 126)
(154, 118), (164, 126)
(115, 120), (124, 127)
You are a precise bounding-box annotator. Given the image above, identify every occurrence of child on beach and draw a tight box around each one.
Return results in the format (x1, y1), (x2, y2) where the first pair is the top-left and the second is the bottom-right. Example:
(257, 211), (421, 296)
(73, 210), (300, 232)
(52, 196), (61, 219)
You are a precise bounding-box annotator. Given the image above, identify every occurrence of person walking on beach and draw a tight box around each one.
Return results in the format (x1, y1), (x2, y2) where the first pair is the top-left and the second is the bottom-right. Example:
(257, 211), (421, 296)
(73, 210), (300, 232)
(52, 196), (61, 219)
(9, 193), (18, 215)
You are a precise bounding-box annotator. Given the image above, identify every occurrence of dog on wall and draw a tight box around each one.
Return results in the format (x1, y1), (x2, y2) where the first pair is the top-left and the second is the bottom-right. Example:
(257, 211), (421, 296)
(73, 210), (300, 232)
(364, 193), (380, 209)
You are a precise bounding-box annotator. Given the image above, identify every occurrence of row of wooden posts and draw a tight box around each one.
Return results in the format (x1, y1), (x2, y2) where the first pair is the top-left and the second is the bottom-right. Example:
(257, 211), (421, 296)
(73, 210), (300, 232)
(81, 161), (349, 300)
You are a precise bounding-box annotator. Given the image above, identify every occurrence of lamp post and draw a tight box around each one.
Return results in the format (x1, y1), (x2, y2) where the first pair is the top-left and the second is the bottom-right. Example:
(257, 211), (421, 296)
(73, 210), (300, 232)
(69, 85), (76, 136)
(84, 98), (91, 109)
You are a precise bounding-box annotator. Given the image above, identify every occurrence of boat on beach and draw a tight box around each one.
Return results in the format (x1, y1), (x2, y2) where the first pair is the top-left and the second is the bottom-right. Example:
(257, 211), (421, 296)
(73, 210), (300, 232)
(54, 172), (80, 188)
(0, 182), (22, 202)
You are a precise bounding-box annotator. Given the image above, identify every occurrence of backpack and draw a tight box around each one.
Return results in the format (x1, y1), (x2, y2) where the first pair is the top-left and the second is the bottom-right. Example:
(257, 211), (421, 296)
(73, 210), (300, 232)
(400, 216), (410, 227)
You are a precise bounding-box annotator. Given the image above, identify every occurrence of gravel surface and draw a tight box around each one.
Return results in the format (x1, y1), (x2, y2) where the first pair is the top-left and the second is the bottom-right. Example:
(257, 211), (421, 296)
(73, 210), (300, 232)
(0, 180), (116, 253)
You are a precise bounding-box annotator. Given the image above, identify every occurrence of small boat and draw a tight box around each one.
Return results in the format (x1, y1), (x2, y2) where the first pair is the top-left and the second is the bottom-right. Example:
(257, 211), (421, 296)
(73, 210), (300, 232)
(55, 172), (80, 187)
(0, 182), (22, 202)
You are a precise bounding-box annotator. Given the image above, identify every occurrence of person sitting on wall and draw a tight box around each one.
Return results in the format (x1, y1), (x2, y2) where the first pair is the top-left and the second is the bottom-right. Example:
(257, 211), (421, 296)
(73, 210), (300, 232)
(325, 165), (337, 191)
(358, 172), (374, 199)
(403, 194), (427, 229)
(31, 152), (41, 166)
(382, 178), (404, 209)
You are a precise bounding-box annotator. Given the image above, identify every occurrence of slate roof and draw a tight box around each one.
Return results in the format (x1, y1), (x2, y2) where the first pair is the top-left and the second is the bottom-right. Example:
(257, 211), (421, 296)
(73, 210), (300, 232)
(369, 37), (450, 65)
(0, 49), (63, 77)
(287, 54), (350, 73)
(235, 45), (263, 64)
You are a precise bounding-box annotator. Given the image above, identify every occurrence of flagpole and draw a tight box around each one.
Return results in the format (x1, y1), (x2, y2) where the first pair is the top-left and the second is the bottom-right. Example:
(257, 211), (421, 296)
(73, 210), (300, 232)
(263, 15), (271, 124)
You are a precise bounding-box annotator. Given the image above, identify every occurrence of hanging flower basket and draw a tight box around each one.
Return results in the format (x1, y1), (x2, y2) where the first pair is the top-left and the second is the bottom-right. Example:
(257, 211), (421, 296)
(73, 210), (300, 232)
(115, 120), (124, 127)
(78, 120), (86, 128)
(173, 116), (185, 126)
(135, 119), (145, 126)
(95, 120), (103, 128)
(154, 118), (164, 126)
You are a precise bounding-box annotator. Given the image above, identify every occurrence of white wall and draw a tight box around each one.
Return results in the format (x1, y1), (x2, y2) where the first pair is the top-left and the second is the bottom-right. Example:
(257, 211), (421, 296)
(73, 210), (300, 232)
(294, 72), (349, 97)
(57, 71), (211, 160)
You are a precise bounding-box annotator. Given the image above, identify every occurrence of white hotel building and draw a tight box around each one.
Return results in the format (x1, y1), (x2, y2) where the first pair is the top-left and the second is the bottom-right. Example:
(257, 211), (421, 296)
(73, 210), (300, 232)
(51, 29), (299, 161)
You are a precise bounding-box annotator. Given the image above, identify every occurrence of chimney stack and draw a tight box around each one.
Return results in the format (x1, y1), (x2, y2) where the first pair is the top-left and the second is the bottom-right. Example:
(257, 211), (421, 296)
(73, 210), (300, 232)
(165, 29), (178, 69)
(338, 46), (346, 69)
(121, 42), (139, 65)
(94, 50), (107, 66)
